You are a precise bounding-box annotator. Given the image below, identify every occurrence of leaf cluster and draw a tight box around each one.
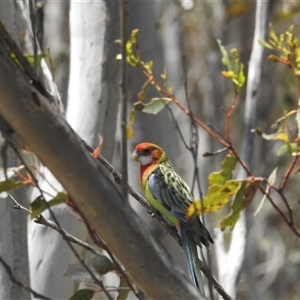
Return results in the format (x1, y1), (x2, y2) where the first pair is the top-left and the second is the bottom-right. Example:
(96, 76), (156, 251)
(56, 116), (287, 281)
(259, 24), (300, 75)
(217, 39), (246, 93)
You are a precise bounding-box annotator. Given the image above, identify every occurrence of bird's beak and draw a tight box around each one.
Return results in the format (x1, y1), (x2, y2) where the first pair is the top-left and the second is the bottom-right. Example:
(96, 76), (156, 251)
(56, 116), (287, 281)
(133, 150), (140, 162)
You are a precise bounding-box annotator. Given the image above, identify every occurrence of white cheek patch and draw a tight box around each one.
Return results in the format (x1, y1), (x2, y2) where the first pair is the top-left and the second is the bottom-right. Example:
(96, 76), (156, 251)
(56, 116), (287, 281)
(139, 155), (153, 166)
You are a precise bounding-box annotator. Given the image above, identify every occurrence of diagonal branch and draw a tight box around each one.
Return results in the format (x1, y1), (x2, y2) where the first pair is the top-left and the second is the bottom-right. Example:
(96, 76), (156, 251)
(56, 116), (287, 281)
(0, 35), (202, 300)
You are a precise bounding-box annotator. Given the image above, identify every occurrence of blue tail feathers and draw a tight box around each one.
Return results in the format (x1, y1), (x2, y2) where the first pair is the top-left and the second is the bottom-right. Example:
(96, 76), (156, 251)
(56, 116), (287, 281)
(180, 223), (205, 297)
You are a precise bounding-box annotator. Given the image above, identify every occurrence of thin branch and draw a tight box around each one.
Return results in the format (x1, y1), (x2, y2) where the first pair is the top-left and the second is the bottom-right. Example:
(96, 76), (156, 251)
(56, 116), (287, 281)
(35, 204), (142, 298)
(71, 205), (143, 299)
(181, 52), (214, 299)
(88, 227), (142, 298)
(260, 185), (300, 237)
(28, 0), (38, 70)
(197, 259), (234, 300)
(279, 156), (298, 190)
(0, 255), (51, 300)
(120, 0), (129, 201)
(225, 92), (239, 140)
(36, 212), (142, 298)
(138, 64), (230, 148)
(8, 193), (32, 213)
(8, 142), (114, 300)
(34, 214), (102, 256)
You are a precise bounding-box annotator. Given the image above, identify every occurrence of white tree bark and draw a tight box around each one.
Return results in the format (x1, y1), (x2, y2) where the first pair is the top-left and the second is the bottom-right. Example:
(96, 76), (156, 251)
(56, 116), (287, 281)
(29, 1), (120, 298)
(215, 1), (271, 297)
(0, 3), (30, 299)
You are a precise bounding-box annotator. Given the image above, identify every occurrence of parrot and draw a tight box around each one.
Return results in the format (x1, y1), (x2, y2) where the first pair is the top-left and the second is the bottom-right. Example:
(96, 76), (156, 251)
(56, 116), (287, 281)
(133, 142), (213, 296)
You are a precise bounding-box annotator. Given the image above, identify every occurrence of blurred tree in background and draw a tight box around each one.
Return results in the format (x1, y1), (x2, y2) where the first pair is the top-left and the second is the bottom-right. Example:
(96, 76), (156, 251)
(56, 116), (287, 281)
(0, 1), (300, 299)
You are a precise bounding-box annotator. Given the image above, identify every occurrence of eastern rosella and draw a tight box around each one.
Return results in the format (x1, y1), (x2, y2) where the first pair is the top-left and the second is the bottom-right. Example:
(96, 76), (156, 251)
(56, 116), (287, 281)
(133, 142), (213, 295)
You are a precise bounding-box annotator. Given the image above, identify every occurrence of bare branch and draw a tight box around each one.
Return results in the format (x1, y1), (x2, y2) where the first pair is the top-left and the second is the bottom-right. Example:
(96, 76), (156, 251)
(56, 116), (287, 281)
(8, 193), (32, 213)
(34, 215), (101, 256)
(197, 259), (234, 300)
(8, 142), (114, 300)
(119, 0), (129, 201)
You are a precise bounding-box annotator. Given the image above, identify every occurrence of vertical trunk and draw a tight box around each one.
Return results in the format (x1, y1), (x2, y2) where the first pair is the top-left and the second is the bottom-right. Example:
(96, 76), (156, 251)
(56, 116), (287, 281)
(0, 3), (30, 299)
(29, 1), (120, 298)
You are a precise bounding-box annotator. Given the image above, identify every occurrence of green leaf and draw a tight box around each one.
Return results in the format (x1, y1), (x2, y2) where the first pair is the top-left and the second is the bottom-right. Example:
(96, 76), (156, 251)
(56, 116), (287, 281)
(160, 68), (174, 94)
(188, 180), (243, 216)
(126, 29), (140, 67)
(187, 152), (261, 228)
(92, 254), (116, 275)
(217, 39), (232, 70)
(68, 289), (95, 300)
(30, 192), (68, 219)
(221, 70), (235, 79)
(24, 53), (46, 68)
(133, 98), (171, 115)
(261, 131), (289, 143)
(117, 277), (130, 300)
(258, 38), (274, 50)
(210, 152), (237, 184)
(141, 60), (153, 74)
(142, 98), (171, 114)
(220, 177), (261, 230)
(217, 39), (245, 92)
(237, 63), (246, 87)
(220, 181), (247, 230)
(127, 109), (137, 139)
(0, 179), (22, 193)
(187, 153), (238, 217)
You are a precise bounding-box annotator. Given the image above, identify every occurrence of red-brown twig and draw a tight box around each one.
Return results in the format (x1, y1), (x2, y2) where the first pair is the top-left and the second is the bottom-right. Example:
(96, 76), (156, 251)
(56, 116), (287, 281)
(225, 92), (239, 140)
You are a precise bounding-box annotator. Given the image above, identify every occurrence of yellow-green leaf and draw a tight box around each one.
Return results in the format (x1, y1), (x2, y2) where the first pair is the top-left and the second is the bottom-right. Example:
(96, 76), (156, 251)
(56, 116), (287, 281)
(68, 289), (94, 300)
(187, 180), (243, 217)
(220, 181), (247, 230)
(220, 177), (261, 230)
(0, 179), (22, 193)
(258, 38), (274, 50)
(141, 60), (153, 74)
(217, 39), (232, 70)
(126, 29), (140, 67)
(221, 70), (235, 79)
(186, 153), (238, 217)
(210, 152), (237, 185)
(30, 192), (68, 219)
(117, 277), (130, 300)
(261, 131), (289, 143)
(126, 126), (134, 139)
(237, 63), (246, 87)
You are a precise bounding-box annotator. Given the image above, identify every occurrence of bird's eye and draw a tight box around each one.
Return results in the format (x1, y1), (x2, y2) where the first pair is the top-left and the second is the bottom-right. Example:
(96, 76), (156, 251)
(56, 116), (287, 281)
(142, 148), (151, 155)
